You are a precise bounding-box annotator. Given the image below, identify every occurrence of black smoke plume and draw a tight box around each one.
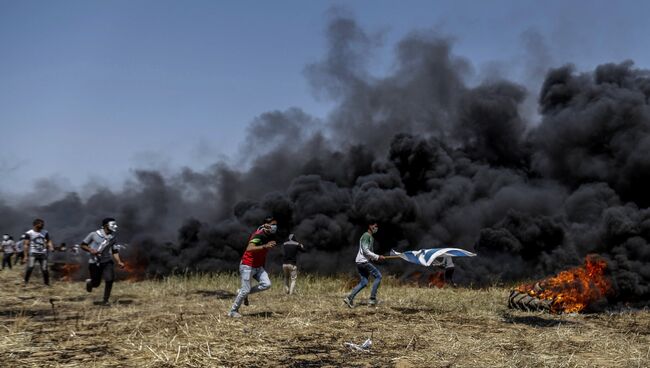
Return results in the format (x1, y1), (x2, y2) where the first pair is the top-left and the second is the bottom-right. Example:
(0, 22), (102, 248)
(2, 14), (650, 305)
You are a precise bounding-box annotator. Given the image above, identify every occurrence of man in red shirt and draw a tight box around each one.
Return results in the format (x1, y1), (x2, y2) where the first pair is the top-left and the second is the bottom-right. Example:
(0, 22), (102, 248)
(228, 217), (278, 318)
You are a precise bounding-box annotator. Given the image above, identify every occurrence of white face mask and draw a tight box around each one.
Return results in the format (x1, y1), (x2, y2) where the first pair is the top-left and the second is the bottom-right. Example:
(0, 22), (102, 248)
(370, 226), (378, 234)
(108, 221), (118, 233)
(269, 224), (277, 234)
(2, 235), (8, 241)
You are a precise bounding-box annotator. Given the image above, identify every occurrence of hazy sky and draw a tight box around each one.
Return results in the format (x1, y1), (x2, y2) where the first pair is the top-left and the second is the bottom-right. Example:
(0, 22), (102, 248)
(2, 0), (649, 196)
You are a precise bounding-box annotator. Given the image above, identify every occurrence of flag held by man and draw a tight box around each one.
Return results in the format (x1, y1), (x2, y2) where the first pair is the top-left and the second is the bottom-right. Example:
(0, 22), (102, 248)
(389, 248), (476, 267)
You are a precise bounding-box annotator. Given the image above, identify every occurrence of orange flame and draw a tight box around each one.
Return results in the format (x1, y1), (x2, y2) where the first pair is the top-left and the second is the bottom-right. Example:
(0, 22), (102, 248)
(59, 263), (81, 282)
(427, 272), (446, 288)
(402, 271), (447, 288)
(120, 260), (146, 282)
(515, 255), (611, 313)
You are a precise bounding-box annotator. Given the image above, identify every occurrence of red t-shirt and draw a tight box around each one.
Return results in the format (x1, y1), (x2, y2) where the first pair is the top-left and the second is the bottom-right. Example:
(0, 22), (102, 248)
(240, 227), (270, 268)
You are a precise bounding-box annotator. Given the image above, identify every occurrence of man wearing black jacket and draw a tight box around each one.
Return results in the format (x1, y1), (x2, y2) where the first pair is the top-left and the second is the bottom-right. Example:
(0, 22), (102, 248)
(282, 234), (305, 295)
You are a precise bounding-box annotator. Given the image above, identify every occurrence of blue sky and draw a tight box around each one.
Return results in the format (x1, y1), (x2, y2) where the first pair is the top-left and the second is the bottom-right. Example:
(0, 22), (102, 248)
(1, 0), (649, 196)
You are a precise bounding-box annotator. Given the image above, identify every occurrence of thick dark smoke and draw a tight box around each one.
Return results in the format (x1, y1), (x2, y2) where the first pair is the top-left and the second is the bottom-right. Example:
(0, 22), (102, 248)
(2, 14), (650, 305)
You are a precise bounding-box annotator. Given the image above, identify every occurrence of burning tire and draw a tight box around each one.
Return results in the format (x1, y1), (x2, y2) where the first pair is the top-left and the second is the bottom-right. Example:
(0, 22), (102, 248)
(508, 283), (552, 312)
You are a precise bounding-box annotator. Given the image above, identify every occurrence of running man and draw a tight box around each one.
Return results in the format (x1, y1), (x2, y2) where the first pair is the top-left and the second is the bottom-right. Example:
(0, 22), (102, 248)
(228, 217), (278, 318)
(282, 233), (305, 295)
(24, 219), (55, 286)
(80, 218), (125, 305)
(2, 234), (16, 270)
(344, 222), (385, 308)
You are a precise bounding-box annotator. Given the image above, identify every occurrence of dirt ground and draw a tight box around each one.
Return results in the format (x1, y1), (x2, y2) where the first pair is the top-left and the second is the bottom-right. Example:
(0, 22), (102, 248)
(1, 266), (649, 367)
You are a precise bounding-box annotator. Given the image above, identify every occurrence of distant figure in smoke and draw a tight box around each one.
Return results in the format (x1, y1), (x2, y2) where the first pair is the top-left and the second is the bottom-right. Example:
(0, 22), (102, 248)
(282, 233), (305, 295)
(441, 255), (455, 287)
(344, 222), (385, 308)
(228, 217), (278, 318)
(23, 218), (54, 286)
(80, 218), (125, 306)
(2, 234), (16, 270)
(14, 234), (26, 265)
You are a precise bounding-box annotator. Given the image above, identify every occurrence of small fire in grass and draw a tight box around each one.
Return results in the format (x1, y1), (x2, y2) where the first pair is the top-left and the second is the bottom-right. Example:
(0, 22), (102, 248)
(119, 260), (147, 282)
(401, 271), (447, 288)
(510, 254), (612, 314)
(58, 263), (81, 282)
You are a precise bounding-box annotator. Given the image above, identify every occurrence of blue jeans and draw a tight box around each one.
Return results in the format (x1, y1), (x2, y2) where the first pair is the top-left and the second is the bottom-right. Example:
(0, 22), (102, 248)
(348, 262), (382, 301)
(230, 264), (271, 312)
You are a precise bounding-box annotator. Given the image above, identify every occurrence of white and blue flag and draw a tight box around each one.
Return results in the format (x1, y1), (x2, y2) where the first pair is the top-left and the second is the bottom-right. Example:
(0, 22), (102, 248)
(390, 248), (476, 267)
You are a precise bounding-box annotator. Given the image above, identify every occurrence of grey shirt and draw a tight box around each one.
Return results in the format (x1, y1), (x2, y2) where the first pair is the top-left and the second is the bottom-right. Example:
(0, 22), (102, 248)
(82, 229), (118, 264)
(2, 240), (15, 254)
(25, 229), (50, 255)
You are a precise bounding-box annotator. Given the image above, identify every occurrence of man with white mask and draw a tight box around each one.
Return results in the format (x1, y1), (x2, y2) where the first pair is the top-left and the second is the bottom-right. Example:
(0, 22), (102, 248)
(1, 234), (16, 270)
(80, 217), (125, 306)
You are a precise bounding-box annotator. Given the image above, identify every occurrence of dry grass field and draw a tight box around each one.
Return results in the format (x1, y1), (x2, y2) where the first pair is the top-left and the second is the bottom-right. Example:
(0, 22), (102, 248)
(1, 266), (649, 368)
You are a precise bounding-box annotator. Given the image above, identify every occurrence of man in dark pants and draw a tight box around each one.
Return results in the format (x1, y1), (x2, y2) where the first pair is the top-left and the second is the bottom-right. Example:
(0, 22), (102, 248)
(14, 234), (26, 265)
(344, 222), (385, 308)
(24, 219), (55, 286)
(80, 218), (125, 305)
(2, 234), (16, 270)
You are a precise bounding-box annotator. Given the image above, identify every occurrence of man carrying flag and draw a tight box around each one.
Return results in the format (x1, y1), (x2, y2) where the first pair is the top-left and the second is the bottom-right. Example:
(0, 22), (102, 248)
(343, 222), (385, 308)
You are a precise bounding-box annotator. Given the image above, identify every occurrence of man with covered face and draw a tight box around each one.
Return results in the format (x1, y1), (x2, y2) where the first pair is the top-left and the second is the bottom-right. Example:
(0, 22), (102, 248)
(344, 222), (385, 308)
(24, 218), (55, 286)
(1, 234), (16, 270)
(228, 216), (278, 318)
(80, 218), (125, 306)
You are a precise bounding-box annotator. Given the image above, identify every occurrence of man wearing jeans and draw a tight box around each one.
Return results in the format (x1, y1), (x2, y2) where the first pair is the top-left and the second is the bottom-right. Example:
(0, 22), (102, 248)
(2, 235), (16, 270)
(228, 217), (277, 318)
(24, 219), (55, 286)
(344, 223), (385, 308)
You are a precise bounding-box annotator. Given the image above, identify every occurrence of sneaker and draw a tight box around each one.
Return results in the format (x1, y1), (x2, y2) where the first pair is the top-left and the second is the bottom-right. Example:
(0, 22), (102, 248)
(227, 311), (242, 318)
(100, 300), (111, 307)
(343, 297), (354, 308)
(85, 279), (92, 292)
(369, 298), (378, 306)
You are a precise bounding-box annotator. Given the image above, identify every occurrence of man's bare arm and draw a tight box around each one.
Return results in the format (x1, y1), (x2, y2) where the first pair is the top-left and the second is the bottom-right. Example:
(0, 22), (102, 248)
(113, 252), (125, 268)
(245, 240), (276, 252)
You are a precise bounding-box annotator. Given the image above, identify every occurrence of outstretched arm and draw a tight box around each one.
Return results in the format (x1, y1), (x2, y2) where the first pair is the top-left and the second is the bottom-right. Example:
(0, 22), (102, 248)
(360, 236), (383, 261)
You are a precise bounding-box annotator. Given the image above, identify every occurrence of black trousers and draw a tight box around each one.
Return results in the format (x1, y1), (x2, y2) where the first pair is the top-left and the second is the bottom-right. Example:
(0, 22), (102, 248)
(444, 267), (455, 285)
(25, 254), (49, 285)
(90, 262), (115, 302)
(2, 253), (13, 269)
